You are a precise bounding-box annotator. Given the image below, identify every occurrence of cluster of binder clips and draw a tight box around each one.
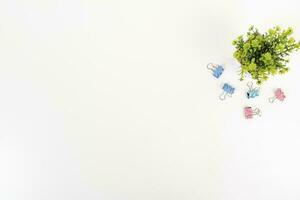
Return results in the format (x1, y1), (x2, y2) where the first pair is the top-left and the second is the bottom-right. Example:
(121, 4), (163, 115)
(207, 62), (287, 119)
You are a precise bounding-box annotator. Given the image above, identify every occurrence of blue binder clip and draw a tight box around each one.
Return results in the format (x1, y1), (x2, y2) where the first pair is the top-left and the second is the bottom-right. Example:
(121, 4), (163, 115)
(219, 83), (235, 100)
(246, 82), (260, 99)
(207, 63), (224, 78)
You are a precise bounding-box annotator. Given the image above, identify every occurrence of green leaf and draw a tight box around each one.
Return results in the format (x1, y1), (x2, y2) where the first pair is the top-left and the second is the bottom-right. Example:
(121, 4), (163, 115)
(248, 63), (257, 70)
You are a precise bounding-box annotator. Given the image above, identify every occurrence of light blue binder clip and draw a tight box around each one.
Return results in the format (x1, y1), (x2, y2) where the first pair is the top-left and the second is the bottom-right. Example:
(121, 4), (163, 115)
(246, 82), (260, 99)
(219, 83), (235, 100)
(207, 63), (224, 78)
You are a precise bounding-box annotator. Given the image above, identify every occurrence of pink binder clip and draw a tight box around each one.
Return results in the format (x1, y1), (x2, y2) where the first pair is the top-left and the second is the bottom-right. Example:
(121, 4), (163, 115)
(244, 107), (261, 119)
(269, 88), (286, 103)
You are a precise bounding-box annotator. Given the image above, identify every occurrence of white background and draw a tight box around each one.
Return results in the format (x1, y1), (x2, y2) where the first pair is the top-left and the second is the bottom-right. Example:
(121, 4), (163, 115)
(1, 0), (300, 199)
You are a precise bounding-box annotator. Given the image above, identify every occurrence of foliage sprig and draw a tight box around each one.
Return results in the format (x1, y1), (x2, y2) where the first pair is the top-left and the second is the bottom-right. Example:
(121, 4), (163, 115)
(233, 26), (300, 84)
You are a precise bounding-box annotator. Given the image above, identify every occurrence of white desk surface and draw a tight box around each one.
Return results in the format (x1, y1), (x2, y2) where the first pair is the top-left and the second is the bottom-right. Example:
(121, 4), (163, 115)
(1, 0), (300, 199)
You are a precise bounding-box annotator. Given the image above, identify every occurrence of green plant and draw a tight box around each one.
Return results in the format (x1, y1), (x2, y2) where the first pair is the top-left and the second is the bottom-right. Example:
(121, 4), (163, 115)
(232, 26), (300, 84)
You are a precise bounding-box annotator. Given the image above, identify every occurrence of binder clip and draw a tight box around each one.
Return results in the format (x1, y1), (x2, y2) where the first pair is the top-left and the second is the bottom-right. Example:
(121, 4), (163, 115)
(246, 82), (260, 99)
(207, 63), (224, 78)
(219, 83), (235, 100)
(269, 88), (286, 103)
(244, 107), (262, 119)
